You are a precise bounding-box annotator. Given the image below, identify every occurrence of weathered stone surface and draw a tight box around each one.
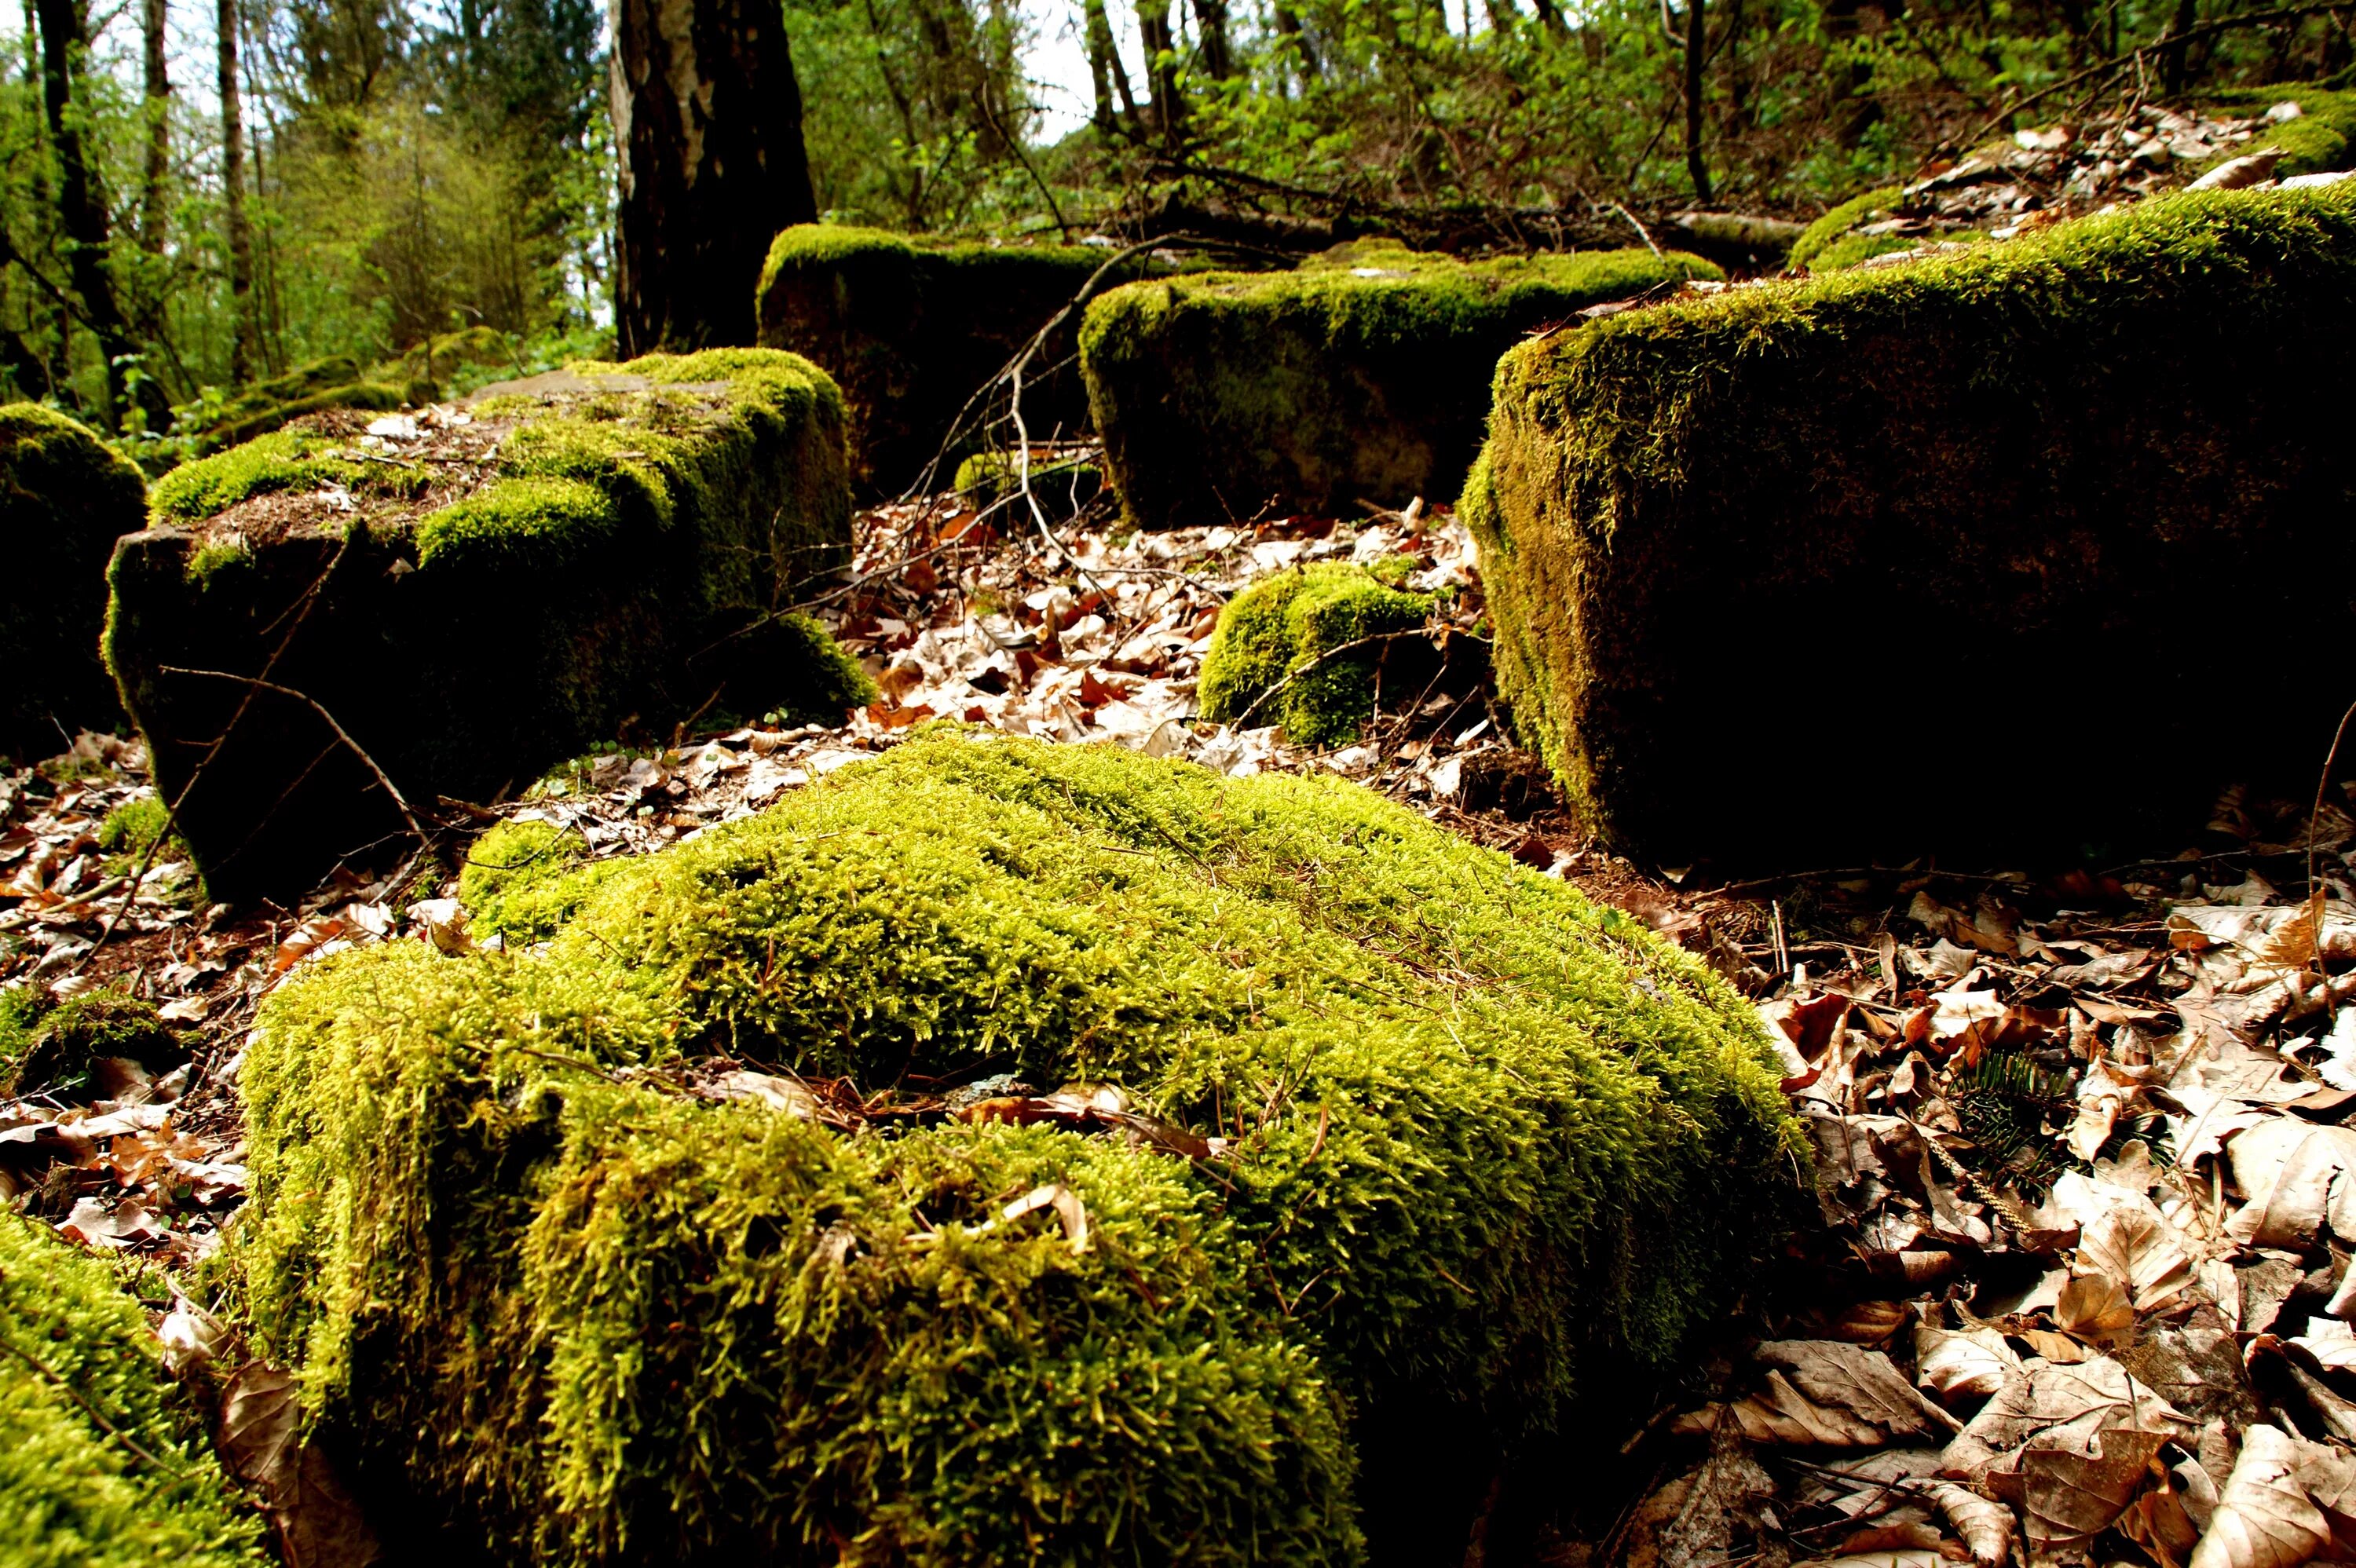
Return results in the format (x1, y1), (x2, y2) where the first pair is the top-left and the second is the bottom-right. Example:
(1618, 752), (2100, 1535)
(105, 349), (865, 901)
(240, 729), (1798, 1565)
(1078, 240), (1721, 529)
(756, 224), (1151, 495)
(0, 404), (146, 760)
(1465, 187), (2356, 868)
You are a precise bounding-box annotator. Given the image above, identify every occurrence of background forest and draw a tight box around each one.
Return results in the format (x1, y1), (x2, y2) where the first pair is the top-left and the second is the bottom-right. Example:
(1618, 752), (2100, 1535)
(5, 0), (2349, 444)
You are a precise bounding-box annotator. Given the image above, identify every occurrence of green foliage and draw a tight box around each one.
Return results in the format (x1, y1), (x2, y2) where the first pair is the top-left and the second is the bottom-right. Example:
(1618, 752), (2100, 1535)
(0, 404), (147, 760)
(0, 1213), (269, 1566)
(236, 728), (1798, 1564)
(1467, 185), (2356, 866)
(1081, 244), (1720, 528)
(1198, 562), (1433, 746)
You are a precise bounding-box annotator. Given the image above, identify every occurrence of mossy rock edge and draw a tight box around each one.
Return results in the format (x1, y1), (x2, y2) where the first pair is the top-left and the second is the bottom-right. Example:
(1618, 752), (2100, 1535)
(1466, 185), (2356, 868)
(1197, 561), (1435, 747)
(0, 404), (148, 762)
(106, 349), (862, 902)
(236, 728), (1801, 1565)
(1079, 242), (1724, 529)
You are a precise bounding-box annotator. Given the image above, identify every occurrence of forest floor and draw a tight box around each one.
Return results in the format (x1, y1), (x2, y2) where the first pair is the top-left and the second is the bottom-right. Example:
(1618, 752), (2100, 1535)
(8, 481), (2356, 1568)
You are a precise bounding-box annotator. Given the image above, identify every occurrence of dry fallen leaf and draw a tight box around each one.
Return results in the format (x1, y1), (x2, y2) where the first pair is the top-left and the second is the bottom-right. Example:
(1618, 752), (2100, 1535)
(1917, 1322), (2021, 1402)
(1758, 1340), (1961, 1440)
(218, 1363), (384, 1568)
(1001, 1182), (1090, 1253)
(2189, 1425), (2330, 1568)
(1923, 1479), (2013, 1568)
(1672, 1369), (1888, 1447)
(2076, 1201), (2195, 1313)
(2055, 1271), (2136, 1349)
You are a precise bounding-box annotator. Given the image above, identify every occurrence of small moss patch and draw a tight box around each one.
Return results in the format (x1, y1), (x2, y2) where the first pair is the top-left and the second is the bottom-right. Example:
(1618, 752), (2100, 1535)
(8, 990), (188, 1102)
(1197, 562), (1434, 747)
(237, 729), (1798, 1564)
(1079, 243), (1722, 528)
(0, 1213), (269, 1566)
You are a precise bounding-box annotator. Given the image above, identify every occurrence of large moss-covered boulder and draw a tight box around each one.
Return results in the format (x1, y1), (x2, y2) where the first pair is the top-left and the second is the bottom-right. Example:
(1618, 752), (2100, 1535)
(757, 224), (1154, 496)
(0, 1214), (269, 1565)
(1, 406), (147, 762)
(236, 729), (1796, 1565)
(1466, 186), (2356, 869)
(1079, 242), (1722, 529)
(106, 349), (864, 902)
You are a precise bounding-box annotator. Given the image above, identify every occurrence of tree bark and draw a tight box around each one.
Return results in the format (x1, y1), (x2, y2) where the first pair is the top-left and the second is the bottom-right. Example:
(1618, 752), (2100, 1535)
(141, 0), (169, 254)
(35, 0), (144, 429)
(1137, 0), (1183, 148)
(1683, 0), (1711, 202)
(609, 0), (818, 354)
(1084, 0), (1138, 131)
(1190, 0), (1231, 76)
(219, 0), (257, 383)
(1272, 2), (1321, 79)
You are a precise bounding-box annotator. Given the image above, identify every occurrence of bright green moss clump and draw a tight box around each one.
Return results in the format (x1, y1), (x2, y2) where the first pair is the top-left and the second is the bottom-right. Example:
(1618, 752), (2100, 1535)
(1198, 562), (1433, 746)
(757, 224), (1159, 495)
(2201, 86), (2356, 176)
(236, 729), (1798, 1564)
(1080, 242), (1722, 528)
(106, 349), (858, 901)
(0, 405), (147, 761)
(1467, 185), (2356, 868)
(0, 1214), (269, 1566)
(1788, 186), (1906, 270)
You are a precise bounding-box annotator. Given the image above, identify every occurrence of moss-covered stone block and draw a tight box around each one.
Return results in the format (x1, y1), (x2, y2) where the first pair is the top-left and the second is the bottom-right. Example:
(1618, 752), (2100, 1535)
(236, 729), (1798, 1565)
(1079, 242), (1723, 529)
(1465, 187), (2356, 869)
(106, 349), (861, 902)
(0, 1213), (269, 1565)
(1197, 561), (1433, 747)
(0, 404), (148, 762)
(185, 356), (408, 457)
(757, 225), (1151, 496)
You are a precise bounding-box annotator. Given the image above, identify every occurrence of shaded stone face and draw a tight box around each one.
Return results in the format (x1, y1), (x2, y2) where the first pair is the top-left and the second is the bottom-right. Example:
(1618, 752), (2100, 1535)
(0, 404), (148, 762)
(1467, 186), (2356, 870)
(103, 349), (862, 901)
(1077, 241), (1724, 531)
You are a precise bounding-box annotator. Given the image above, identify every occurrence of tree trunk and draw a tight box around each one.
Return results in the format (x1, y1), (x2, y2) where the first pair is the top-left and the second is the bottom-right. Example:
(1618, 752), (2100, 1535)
(141, 0), (169, 253)
(2162, 0), (2197, 93)
(1137, 0), (1183, 148)
(1273, 2), (1321, 79)
(219, 0), (257, 383)
(35, 0), (144, 429)
(1190, 0), (1231, 76)
(1683, 0), (1711, 202)
(1084, 0), (1138, 131)
(609, 0), (818, 354)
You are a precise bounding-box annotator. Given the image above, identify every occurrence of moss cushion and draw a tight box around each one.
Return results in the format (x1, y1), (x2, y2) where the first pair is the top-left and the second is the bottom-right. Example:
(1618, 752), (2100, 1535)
(1078, 242), (1722, 529)
(105, 349), (863, 901)
(1465, 185), (2356, 869)
(0, 1214), (268, 1566)
(1197, 561), (1434, 747)
(756, 224), (1152, 497)
(0, 405), (147, 761)
(235, 728), (1798, 1565)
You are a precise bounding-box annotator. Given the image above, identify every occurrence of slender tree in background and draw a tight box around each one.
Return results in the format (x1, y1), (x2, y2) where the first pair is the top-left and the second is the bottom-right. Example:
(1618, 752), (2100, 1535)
(1137, 0), (1183, 147)
(35, 0), (144, 427)
(1682, 0), (1710, 200)
(1082, 0), (1136, 132)
(609, 0), (817, 353)
(141, 0), (169, 252)
(219, 0), (257, 382)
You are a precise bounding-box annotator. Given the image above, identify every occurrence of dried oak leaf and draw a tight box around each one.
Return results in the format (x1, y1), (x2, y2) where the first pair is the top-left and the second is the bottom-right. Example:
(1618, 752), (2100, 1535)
(1759, 1340), (1962, 1440)
(2077, 1202), (2196, 1314)
(2187, 1425), (2330, 1568)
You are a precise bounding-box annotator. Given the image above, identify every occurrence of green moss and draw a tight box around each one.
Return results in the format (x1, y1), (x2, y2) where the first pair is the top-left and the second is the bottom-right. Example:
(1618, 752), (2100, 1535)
(8, 990), (188, 1099)
(951, 448), (1102, 507)
(236, 729), (1798, 1563)
(181, 355), (410, 457)
(457, 818), (605, 939)
(0, 404), (148, 761)
(1079, 245), (1722, 528)
(96, 795), (174, 857)
(1466, 185), (2356, 867)
(1807, 228), (1926, 271)
(0, 1214), (269, 1566)
(756, 224), (1157, 495)
(1197, 563), (1433, 746)
(2201, 86), (2356, 177)
(106, 349), (857, 902)
(0, 985), (46, 1084)
(1789, 185), (1904, 270)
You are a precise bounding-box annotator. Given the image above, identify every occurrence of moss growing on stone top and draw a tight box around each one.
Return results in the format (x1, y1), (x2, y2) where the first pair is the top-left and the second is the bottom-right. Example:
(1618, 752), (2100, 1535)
(0, 404), (148, 762)
(1197, 562), (1433, 747)
(1788, 186), (1906, 270)
(0, 1213), (269, 1566)
(2200, 86), (2356, 176)
(1465, 185), (2356, 867)
(106, 350), (858, 901)
(1079, 243), (1722, 528)
(236, 729), (1798, 1563)
(8, 990), (188, 1101)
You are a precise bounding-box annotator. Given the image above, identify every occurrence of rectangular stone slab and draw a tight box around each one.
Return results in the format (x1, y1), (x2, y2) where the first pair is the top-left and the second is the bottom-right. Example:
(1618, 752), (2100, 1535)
(1, 405), (148, 760)
(104, 349), (857, 901)
(1077, 242), (1722, 529)
(1464, 187), (2356, 869)
(756, 224), (1153, 497)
